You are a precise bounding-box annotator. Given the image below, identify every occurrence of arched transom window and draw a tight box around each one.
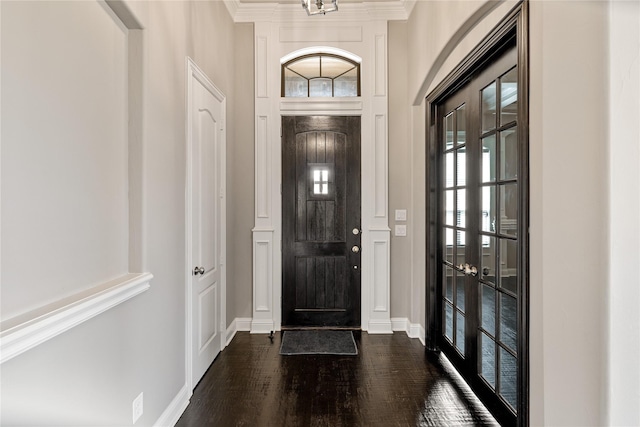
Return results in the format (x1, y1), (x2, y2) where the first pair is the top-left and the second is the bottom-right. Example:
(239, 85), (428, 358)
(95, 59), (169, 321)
(282, 53), (360, 97)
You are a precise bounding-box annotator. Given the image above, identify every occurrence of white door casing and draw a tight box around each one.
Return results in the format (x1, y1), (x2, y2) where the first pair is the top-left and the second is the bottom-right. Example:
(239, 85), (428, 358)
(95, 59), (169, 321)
(250, 18), (392, 334)
(186, 58), (227, 389)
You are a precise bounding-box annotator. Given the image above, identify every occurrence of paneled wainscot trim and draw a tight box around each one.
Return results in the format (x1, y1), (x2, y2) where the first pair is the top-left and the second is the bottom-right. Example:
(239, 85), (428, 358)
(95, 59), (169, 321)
(0, 273), (152, 364)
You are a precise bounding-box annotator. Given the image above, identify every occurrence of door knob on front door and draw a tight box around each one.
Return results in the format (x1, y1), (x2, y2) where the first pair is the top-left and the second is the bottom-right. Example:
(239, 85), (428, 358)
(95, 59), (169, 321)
(352, 246), (360, 253)
(193, 266), (205, 275)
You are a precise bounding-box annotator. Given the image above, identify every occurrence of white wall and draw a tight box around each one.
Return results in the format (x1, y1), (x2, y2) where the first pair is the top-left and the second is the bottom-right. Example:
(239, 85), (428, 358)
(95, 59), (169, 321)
(1, 1), (241, 424)
(405, 0), (618, 424)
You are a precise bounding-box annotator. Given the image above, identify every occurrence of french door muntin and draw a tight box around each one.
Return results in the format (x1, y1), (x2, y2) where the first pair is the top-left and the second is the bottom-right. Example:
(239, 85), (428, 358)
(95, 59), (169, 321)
(436, 39), (525, 427)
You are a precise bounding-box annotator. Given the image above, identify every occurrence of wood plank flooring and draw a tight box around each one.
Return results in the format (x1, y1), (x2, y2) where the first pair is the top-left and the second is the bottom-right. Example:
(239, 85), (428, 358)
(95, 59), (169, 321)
(176, 332), (499, 427)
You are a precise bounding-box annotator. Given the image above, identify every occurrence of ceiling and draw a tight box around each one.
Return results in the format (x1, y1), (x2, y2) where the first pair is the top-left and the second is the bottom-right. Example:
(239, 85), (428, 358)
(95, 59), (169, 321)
(239, 0), (390, 3)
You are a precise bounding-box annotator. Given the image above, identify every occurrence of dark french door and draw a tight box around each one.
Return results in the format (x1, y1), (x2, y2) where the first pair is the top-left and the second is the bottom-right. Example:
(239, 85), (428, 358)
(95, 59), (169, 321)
(282, 116), (361, 328)
(429, 16), (529, 426)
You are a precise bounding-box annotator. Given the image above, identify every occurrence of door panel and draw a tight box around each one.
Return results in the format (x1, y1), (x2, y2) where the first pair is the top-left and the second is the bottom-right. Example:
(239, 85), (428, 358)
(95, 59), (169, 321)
(190, 75), (223, 387)
(282, 116), (361, 327)
(436, 42), (523, 426)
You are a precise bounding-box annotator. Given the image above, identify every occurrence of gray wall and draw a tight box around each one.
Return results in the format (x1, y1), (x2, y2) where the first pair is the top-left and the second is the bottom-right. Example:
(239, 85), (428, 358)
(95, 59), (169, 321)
(230, 22), (255, 322)
(388, 21), (413, 321)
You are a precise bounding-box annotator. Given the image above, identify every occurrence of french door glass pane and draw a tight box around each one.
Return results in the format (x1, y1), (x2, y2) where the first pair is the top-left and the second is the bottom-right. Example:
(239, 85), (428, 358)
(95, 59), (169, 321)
(455, 235), (465, 267)
(500, 67), (518, 126)
(482, 135), (496, 183)
(456, 270), (466, 312)
(481, 236), (496, 284)
(456, 230), (465, 248)
(444, 152), (454, 188)
(444, 265), (454, 302)
(444, 227), (454, 264)
(456, 311), (466, 354)
(481, 185), (496, 233)
(445, 190), (454, 226)
(456, 104), (466, 145)
(499, 183), (518, 237)
(481, 332), (496, 388)
(457, 147), (467, 186)
(499, 238), (518, 294)
(456, 189), (466, 228)
(499, 293), (517, 351)
(445, 113), (454, 150)
(482, 82), (497, 132)
(481, 284), (496, 335)
(445, 302), (454, 341)
(500, 127), (518, 180)
(499, 347), (518, 409)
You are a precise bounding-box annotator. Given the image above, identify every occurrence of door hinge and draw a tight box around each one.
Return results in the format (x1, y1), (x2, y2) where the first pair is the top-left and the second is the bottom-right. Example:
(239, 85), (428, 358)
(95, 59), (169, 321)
(280, 126), (282, 137)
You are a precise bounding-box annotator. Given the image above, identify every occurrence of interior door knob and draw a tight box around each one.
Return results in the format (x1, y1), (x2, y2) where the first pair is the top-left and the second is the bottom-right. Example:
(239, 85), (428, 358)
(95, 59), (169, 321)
(193, 266), (205, 275)
(352, 245), (360, 253)
(457, 263), (478, 277)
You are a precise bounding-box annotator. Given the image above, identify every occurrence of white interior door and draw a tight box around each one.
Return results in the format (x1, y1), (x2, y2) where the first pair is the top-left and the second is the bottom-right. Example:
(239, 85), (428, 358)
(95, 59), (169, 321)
(188, 60), (225, 388)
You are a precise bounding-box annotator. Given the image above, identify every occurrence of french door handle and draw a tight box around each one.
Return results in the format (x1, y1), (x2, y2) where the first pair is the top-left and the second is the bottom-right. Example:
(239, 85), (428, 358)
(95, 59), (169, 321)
(193, 266), (205, 276)
(456, 263), (478, 277)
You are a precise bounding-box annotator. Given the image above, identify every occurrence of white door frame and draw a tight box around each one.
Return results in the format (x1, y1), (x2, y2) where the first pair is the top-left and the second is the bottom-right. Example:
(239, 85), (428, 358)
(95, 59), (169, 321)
(185, 57), (227, 391)
(250, 20), (392, 335)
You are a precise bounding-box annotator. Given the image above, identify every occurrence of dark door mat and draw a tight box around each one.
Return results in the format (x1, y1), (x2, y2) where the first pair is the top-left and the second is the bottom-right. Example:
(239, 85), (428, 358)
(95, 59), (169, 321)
(280, 330), (358, 355)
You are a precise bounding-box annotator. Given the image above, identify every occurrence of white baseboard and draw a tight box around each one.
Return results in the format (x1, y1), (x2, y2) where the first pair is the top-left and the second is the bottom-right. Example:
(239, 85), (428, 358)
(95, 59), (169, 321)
(225, 317), (252, 346)
(391, 317), (425, 346)
(411, 324), (426, 346)
(154, 383), (190, 427)
(225, 319), (237, 347)
(250, 318), (274, 334)
(391, 317), (408, 332)
(236, 317), (252, 331)
(366, 319), (393, 334)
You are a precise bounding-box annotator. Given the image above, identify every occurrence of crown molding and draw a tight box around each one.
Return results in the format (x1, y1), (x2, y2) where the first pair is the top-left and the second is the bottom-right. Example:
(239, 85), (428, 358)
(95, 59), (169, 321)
(223, 0), (414, 23)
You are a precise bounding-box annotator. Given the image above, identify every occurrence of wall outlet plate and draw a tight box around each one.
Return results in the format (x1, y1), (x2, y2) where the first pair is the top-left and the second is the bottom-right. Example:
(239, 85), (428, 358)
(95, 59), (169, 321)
(395, 225), (407, 237)
(395, 209), (407, 221)
(133, 392), (143, 424)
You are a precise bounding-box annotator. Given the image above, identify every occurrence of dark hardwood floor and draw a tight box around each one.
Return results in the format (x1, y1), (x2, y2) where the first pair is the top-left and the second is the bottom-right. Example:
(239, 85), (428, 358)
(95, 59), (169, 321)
(176, 331), (499, 427)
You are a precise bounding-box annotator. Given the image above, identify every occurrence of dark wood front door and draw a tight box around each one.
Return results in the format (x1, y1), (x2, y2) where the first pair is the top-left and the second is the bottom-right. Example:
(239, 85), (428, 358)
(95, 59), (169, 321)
(282, 116), (361, 328)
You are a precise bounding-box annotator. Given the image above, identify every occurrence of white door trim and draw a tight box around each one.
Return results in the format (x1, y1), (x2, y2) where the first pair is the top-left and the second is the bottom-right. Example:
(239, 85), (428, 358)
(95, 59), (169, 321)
(250, 20), (392, 334)
(185, 57), (227, 391)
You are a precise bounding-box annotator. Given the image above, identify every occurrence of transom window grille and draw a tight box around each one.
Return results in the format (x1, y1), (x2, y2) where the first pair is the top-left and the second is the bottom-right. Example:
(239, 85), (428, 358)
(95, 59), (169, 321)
(282, 54), (360, 97)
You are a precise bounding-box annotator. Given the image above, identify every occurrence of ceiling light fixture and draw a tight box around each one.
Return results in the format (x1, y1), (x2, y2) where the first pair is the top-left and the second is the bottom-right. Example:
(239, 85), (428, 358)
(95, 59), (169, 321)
(301, 0), (338, 16)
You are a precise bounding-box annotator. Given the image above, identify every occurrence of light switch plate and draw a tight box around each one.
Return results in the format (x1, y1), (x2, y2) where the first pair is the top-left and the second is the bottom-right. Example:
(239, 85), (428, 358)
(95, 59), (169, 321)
(395, 225), (407, 237)
(395, 209), (407, 221)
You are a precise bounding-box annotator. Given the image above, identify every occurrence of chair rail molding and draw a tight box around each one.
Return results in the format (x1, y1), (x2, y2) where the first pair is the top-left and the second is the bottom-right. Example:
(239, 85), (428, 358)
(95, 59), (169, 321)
(0, 273), (152, 364)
